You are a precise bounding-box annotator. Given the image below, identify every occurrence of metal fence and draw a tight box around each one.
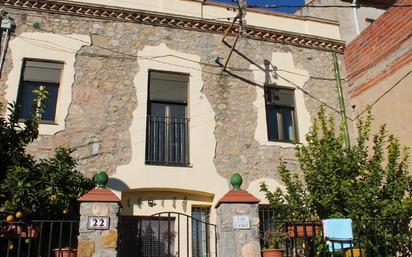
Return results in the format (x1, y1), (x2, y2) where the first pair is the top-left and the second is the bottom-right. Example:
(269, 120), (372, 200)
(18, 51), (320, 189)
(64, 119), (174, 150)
(145, 116), (190, 166)
(0, 220), (79, 257)
(119, 212), (217, 257)
(259, 208), (412, 257)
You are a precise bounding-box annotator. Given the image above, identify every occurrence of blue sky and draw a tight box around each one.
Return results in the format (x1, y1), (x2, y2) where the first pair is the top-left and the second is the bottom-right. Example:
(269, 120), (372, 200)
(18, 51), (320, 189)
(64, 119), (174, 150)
(212, 0), (305, 14)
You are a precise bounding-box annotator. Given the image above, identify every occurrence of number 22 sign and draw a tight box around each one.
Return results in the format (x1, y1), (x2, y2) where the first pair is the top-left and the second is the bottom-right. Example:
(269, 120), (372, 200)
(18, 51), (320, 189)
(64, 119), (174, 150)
(87, 216), (110, 230)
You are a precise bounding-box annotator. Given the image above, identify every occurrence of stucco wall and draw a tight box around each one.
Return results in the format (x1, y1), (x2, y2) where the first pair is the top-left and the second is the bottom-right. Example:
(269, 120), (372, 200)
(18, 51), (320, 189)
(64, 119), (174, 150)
(0, 8), (351, 216)
(350, 63), (412, 150)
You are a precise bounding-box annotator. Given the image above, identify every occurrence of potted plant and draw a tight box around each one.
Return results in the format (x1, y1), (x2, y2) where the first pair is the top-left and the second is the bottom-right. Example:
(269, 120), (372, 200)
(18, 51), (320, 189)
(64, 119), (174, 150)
(261, 230), (287, 257)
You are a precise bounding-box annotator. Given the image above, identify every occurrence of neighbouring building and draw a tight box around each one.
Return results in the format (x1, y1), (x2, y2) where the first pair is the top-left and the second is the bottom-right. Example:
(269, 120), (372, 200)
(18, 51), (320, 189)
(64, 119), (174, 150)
(0, 0), (350, 255)
(295, 0), (395, 42)
(344, 0), (412, 151)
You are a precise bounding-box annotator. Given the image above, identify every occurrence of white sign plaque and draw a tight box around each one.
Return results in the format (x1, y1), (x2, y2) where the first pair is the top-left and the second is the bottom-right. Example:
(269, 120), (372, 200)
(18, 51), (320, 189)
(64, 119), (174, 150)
(87, 216), (110, 230)
(233, 215), (250, 229)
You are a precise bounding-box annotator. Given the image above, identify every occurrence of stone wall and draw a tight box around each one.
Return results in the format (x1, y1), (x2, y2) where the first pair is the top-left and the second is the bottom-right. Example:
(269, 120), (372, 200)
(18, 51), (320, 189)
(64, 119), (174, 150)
(78, 202), (120, 257)
(0, 8), (353, 188)
(216, 203), (260, 257)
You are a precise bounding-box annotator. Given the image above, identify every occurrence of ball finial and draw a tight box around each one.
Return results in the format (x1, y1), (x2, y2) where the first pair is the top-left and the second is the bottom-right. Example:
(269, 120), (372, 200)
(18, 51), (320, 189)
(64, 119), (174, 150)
(230, 173), (242, 190)
(95, 171), (109, 189)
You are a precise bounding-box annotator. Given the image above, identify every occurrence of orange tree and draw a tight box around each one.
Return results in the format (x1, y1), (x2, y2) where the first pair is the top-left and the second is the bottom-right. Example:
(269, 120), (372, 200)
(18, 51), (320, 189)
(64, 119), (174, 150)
(0, 90), (93, 219)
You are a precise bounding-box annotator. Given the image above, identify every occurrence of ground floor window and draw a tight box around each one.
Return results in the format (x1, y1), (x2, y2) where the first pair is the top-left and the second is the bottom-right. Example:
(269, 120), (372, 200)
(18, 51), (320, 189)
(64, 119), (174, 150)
(192, 207), (210, 257)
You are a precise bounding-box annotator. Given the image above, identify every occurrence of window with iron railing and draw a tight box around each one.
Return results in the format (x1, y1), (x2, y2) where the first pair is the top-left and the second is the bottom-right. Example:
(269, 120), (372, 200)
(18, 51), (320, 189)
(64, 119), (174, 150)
(145, 71), (190, 166)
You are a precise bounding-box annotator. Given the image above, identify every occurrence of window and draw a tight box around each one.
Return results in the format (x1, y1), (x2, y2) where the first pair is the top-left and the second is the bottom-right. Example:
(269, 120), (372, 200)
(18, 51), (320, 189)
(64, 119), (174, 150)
(264, 87), (297, 142)
(17, 60), (63, 123)
(145, 70), (190, 166)
(192, 207), (210, 257)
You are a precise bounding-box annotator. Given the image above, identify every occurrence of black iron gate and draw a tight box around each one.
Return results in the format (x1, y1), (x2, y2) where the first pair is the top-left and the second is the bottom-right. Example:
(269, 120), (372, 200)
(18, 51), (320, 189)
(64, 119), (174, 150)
(118, 212), (217, 257)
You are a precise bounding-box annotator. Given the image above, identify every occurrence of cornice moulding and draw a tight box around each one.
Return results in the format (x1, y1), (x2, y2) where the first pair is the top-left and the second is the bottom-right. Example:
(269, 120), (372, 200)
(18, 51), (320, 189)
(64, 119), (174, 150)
(2, 0), (345, 53)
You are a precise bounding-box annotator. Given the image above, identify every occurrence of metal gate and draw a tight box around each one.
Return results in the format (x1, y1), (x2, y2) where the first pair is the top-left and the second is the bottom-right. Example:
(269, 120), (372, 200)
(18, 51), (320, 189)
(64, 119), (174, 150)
(118, 212), (217, 257)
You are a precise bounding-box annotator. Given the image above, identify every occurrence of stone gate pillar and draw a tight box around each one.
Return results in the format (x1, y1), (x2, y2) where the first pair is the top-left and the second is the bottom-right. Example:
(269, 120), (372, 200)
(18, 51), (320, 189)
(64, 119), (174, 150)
(215, 173), (261, 257)
(77, 171), (121, 257)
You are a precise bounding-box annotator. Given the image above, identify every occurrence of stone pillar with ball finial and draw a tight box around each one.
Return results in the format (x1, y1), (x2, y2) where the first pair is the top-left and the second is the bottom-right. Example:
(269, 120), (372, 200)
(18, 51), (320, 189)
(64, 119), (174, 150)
(215, 173), (261, 257)
(77, 171), (121, 257)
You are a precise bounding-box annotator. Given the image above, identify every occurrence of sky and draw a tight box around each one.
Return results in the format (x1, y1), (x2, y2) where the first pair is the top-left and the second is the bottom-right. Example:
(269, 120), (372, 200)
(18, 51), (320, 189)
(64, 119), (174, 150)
(212, 0), (306, 14)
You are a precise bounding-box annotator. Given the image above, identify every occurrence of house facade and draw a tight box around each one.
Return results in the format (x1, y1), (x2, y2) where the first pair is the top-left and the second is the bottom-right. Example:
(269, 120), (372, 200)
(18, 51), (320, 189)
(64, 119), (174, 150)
(0, 0), (349, 233)
(344, 0), (412, 151)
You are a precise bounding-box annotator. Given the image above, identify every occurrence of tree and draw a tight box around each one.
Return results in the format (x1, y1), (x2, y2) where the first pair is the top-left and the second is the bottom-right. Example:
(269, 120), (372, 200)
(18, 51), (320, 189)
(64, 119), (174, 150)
(0, 90), (94, 219)
(261, 107), (412, 256)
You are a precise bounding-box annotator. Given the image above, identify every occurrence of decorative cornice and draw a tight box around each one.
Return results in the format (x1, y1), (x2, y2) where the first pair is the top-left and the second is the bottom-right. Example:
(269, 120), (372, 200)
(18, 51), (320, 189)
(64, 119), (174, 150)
(1, 0), (345, 53)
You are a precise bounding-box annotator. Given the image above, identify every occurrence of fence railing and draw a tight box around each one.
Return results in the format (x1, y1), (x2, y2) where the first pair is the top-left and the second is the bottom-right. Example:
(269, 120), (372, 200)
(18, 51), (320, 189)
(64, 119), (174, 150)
(145, 116), (190, 167)
(0, 220), (79, 257)
(119, 212), (217, 257)
(259, 218), (412, 257)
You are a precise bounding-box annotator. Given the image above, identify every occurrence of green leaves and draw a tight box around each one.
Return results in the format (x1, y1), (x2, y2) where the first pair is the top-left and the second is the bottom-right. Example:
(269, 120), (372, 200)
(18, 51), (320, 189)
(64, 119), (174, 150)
(261, 106), (412, 255)
(0, 96), (94, 220)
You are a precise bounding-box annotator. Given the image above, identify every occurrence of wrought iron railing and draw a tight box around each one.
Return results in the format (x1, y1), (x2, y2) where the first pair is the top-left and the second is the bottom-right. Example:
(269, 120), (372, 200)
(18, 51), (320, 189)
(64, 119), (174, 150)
(145, 116), (190, 167)
(118, 212), (217, 257)
(0, 220), (79, 257)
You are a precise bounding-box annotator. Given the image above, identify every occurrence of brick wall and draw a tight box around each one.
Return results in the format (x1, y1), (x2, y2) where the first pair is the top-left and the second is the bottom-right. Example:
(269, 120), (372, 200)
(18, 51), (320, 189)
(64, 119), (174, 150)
(344, 0), (412, 81)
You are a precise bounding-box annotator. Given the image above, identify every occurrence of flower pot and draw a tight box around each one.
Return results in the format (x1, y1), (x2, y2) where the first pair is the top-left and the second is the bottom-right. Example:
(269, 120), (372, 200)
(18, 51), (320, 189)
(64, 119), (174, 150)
(284, 223), (321, 238)
(344, 248), (366, 257)
(52, 248), (78, 257)
(261, 249), (285, 257)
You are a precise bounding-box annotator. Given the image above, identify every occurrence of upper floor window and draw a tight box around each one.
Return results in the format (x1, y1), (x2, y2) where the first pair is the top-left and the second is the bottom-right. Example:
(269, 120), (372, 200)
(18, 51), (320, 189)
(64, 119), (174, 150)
(17, 60), (63, 123)
(265, 87), (297, 142)
(145, 70), (190, 166)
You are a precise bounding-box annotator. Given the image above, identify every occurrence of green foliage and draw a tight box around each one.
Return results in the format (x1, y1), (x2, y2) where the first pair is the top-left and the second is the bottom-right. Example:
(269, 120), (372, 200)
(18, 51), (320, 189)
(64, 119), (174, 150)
(262, 230), (288, 249)
(261, 106), (412, 256)
(0, 90), (94, 219)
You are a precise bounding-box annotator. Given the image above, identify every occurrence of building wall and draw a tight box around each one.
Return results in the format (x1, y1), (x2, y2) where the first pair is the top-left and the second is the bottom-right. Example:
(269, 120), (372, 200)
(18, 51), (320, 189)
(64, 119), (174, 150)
(345, 0), (412, 155)
(0, 6), (350, 218)
(295, 0), (386, 42)
(65, 0), (342, 40)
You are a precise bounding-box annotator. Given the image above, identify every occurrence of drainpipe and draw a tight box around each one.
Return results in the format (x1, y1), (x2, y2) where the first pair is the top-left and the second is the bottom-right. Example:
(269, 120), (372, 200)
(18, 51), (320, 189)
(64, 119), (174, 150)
(352, 0), (361, 35)
(332, 52), (350, 148)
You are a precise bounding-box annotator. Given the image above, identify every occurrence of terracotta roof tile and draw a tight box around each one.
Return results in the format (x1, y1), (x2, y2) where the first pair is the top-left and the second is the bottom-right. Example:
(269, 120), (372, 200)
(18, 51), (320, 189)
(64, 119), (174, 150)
(215, 189), (260, 208)
(77, 188), (121, 202)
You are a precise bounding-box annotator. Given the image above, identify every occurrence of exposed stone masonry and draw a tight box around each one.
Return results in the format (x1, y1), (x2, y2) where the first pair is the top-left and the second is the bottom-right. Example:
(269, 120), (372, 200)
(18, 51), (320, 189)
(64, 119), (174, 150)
(0, 8), (353, 187)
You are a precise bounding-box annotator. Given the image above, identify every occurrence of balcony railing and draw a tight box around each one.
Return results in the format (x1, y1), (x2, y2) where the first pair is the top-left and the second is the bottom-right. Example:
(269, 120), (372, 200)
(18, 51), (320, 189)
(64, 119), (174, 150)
(145, 115), (190, 167)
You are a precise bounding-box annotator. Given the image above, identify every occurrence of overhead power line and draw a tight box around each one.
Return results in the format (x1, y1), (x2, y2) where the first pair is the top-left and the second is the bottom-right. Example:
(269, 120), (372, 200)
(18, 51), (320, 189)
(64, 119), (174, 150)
(247, 3), (412, 8)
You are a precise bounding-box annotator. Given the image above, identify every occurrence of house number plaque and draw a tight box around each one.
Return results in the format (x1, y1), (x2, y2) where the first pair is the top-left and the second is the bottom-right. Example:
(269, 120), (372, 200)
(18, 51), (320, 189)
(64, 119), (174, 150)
(87, 216), (110, 230)
(233, 215), (250, 229)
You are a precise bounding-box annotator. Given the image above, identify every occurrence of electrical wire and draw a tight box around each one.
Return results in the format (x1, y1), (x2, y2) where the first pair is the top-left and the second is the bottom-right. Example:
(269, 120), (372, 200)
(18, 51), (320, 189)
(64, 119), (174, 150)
(247, 3), (412, 9)
(10, 17), (351, 121)
(354, 69), (412, 120)
(346, 31), (412, 80)
(13, 19), (348, 82)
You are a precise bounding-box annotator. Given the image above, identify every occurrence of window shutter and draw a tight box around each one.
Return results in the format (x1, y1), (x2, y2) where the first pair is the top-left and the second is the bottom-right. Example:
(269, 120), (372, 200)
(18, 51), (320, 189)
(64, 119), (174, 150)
(23, 61), (63, 83)
(149, 71), (189, 103)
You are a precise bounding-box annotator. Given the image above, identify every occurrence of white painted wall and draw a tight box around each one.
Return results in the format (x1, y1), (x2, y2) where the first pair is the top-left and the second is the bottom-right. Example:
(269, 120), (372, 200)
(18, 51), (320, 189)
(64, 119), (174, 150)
(69, 0), (341, 40)
(5, 32), (91, 135)
(252, 52), (311, 148)
(108, 43), (229, 212)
